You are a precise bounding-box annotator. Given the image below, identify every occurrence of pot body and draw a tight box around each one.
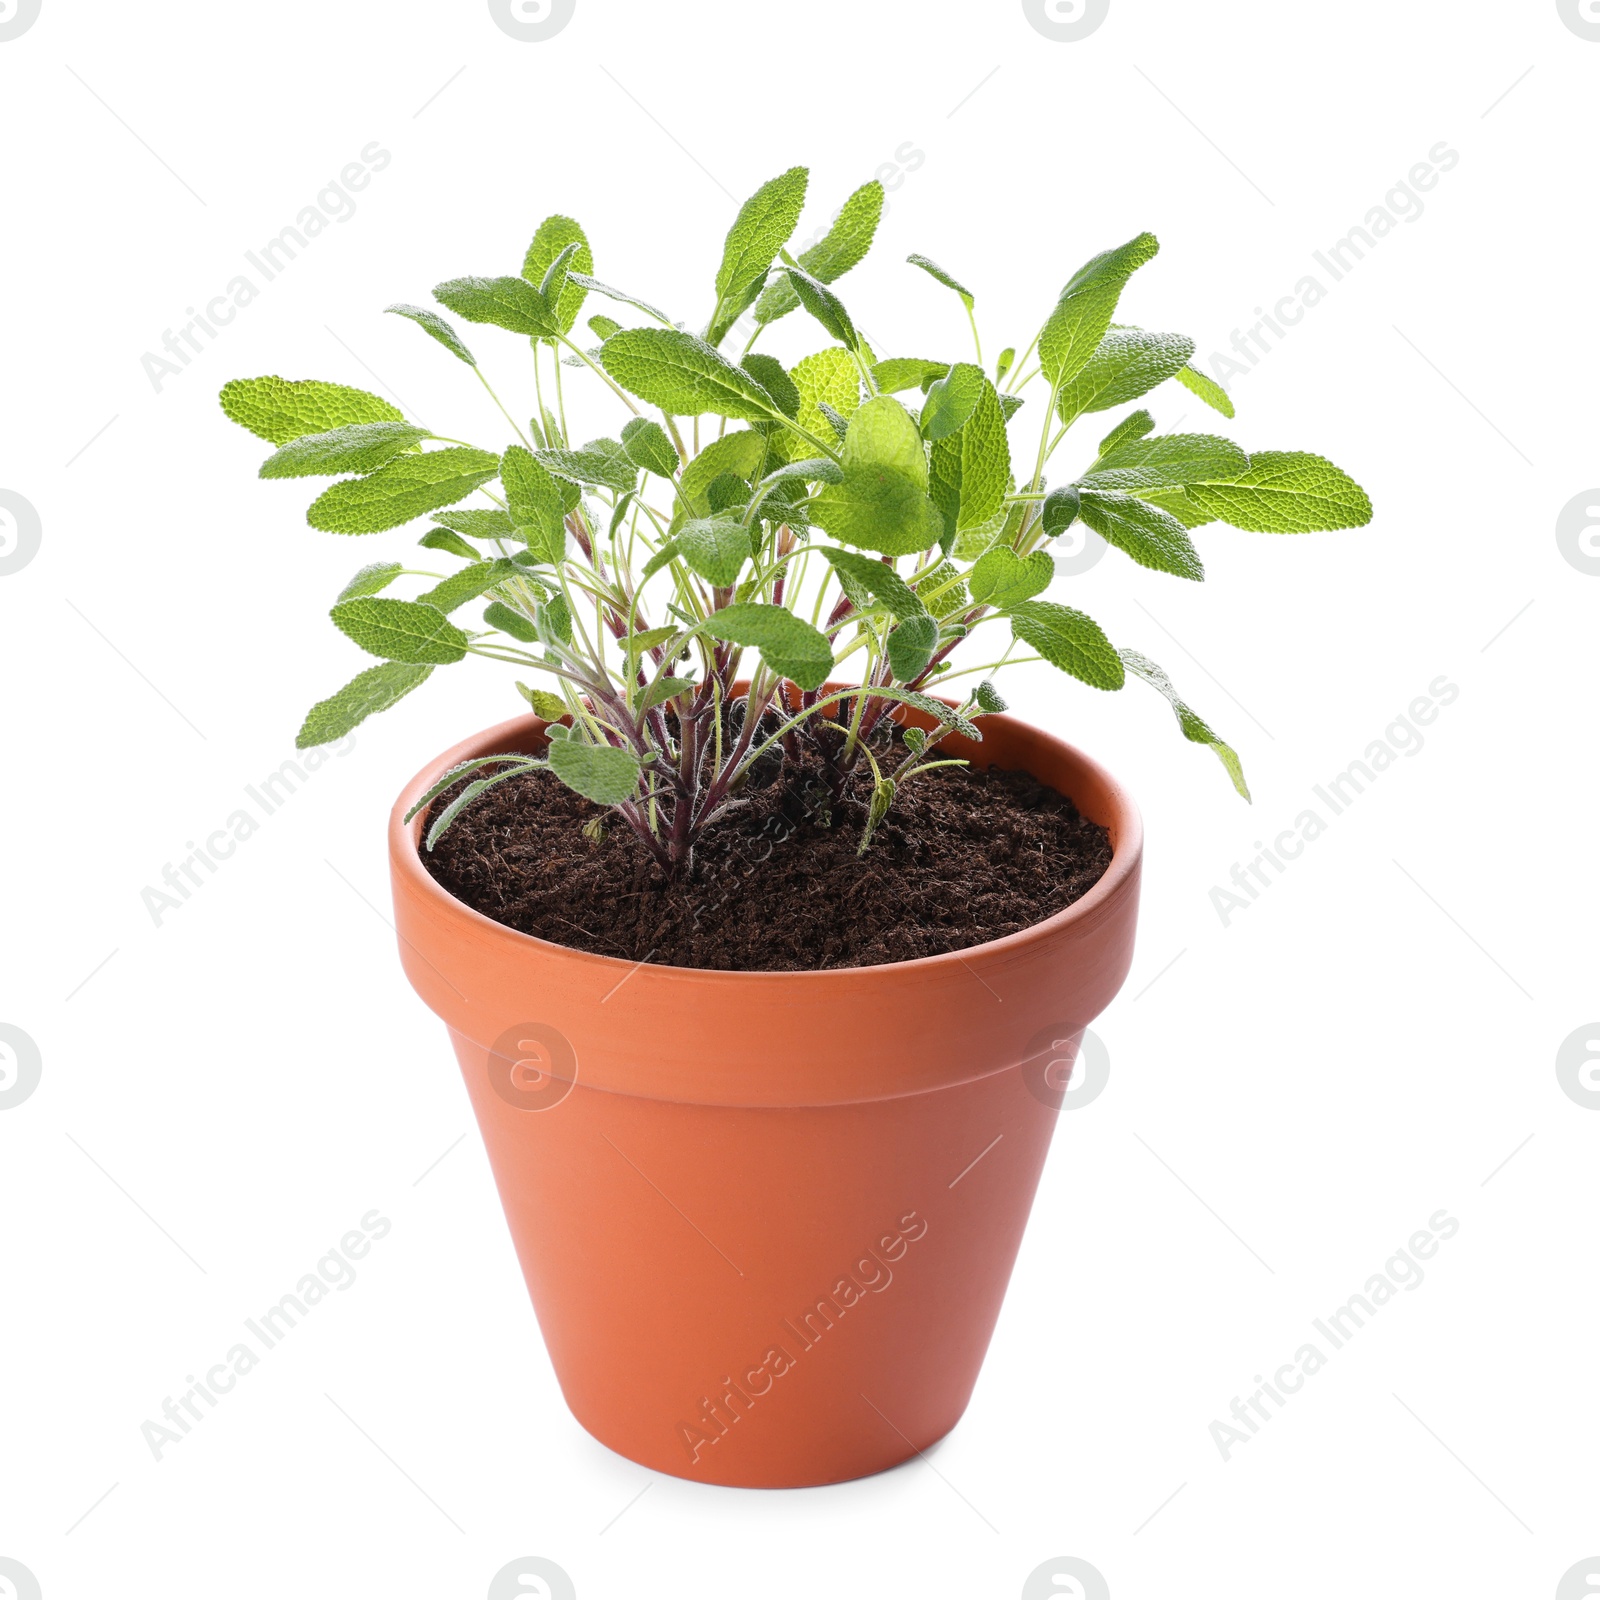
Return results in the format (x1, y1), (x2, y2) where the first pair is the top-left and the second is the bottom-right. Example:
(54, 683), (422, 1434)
(389, 706), (1142, 1488)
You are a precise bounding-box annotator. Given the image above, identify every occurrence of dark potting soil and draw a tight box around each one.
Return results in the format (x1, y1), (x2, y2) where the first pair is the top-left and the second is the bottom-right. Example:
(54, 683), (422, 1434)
(420, 730), (1113, 971)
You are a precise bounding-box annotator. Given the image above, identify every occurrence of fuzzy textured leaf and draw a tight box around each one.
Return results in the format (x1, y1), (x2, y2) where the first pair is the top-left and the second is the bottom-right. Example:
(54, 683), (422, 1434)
(1039, 233), (1159, 389)
(709, 602), (833, 690)
(260, 421), (429, 479)
(546, 738), (643, 805)
(810, 396), (944, 557)
(220, 377), (402, 445)
(819, 546), (928, 620)
(307, 448), (500, 534)
(1054, 328), (1195, 425)
(754, 180), (883, 325)
(1122, 649), (1249, 798)
(708, 166), (809, 345)
(1182, 451), (1373, 533)
(433, 275), (554, 337)
(296, 662), (433, 748)
(600, 328), (779, 421)
(337, 561), (404, 602)
(1177, 363), (1236, 418)
(621, 417), (680, 478)
(1008, 600), (1124, 690)
(331, 597), (469, 663)
(1077, 489), (1204, 580)
(522, 215), (592, 337)
(969, 547), (1054, 607)
(385, 304), (476, 365)
(927, 370), (1010, 534)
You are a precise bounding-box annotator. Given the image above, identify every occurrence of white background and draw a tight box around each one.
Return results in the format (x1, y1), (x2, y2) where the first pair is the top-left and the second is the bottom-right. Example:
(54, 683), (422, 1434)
(2, 1), (1597, 1596)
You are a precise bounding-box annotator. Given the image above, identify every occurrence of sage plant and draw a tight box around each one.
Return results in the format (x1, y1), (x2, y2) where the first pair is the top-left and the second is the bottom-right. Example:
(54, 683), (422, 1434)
(221, 165), (1371, 871)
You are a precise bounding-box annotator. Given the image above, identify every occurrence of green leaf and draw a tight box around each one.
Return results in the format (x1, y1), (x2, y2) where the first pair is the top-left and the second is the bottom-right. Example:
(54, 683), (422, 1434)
(623, 624), (679, 660)
(1041, 487), (1081, 537)
(639, 675), (696, 713)
(772, 347), (860, 463)
(1181, 451), (1373, 532)
(501, 447), (567, 562)
(620, 417), (680, 478)
(433, 275), (553, 337)
(600, 328), (780, 421)
(1176, 363), (1236, 419)
(535, 446), (637, 496)
(760, 456), (842, 490)
(907, 254), (974, 311)
(545, 737), (643, 805)
(421, 762), (538, 850)
(1088, 431), (1249, 488)
(742, 353), (799, 417)
(973, 680), (1007, 714)
(259, 421), (429, 479)
(844, 683), (981, 740)
(818, 401), (850, 440)
(969, 547), (1054, 607)
(517, 682), (568, 719)
(709, 602), (833, 690)
(432, 508), (515, 540)
(872, 358), (952, 394)
(754, 179), (884, 325)
(522, 216), (593, 337)
(307, 448), (501, 534)
(887, 613), (938, 681)
(677, 517), (751, 586)
(419, 526), (480, 561)
(416, 557), (519, 614)
(995, 348), (1016, 383)
(998, 393), (1025, 423)
(567, 272), (673, 328)
(337, 561), (403, 601)
(385, 303), (475, 366)
(810, 396), (944, 557)
(914, 558), (969, 618)
(1008, 600), (1124, 690)
(1038, 233), (1160, 389)
(708, 165), (809, 345)
(705, 473), (750, 513)
(331, 597), (469, 664)
(1097, 411), (1156, 457)
(485, 600), (538, 642)
(641, 539), (681, 579)
(1054, 329), (1195, 426)
(219, 377), (402, 445)
(928, 370), (1010, 534)
(859, 775), (896, 855)
(1121, 649), (1249, 799)
(1077, 489), (1204, 580)
(920, 363), (984, 441)
(778, 257), (859, 352)
(588, 313), (621, 341)
(679, 431), (768, 515)
(296, 661), (433, 748)
(819, 546), (928, 620)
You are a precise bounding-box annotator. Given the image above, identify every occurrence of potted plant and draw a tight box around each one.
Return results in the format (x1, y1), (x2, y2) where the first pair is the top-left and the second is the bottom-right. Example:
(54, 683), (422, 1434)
(221, 166), (1370, 1488)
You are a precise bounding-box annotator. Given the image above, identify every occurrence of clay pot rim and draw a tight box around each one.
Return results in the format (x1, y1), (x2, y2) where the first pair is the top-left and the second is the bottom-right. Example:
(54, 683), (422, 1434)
(389, 701), (1142, 984)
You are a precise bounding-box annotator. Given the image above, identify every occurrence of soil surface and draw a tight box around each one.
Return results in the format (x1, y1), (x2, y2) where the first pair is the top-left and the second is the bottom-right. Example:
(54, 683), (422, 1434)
(420, 744), (1113, 972)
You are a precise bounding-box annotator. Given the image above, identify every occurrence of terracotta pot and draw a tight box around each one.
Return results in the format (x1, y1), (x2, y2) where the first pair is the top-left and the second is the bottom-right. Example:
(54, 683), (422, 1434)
(388, 699), (1142, 1488)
